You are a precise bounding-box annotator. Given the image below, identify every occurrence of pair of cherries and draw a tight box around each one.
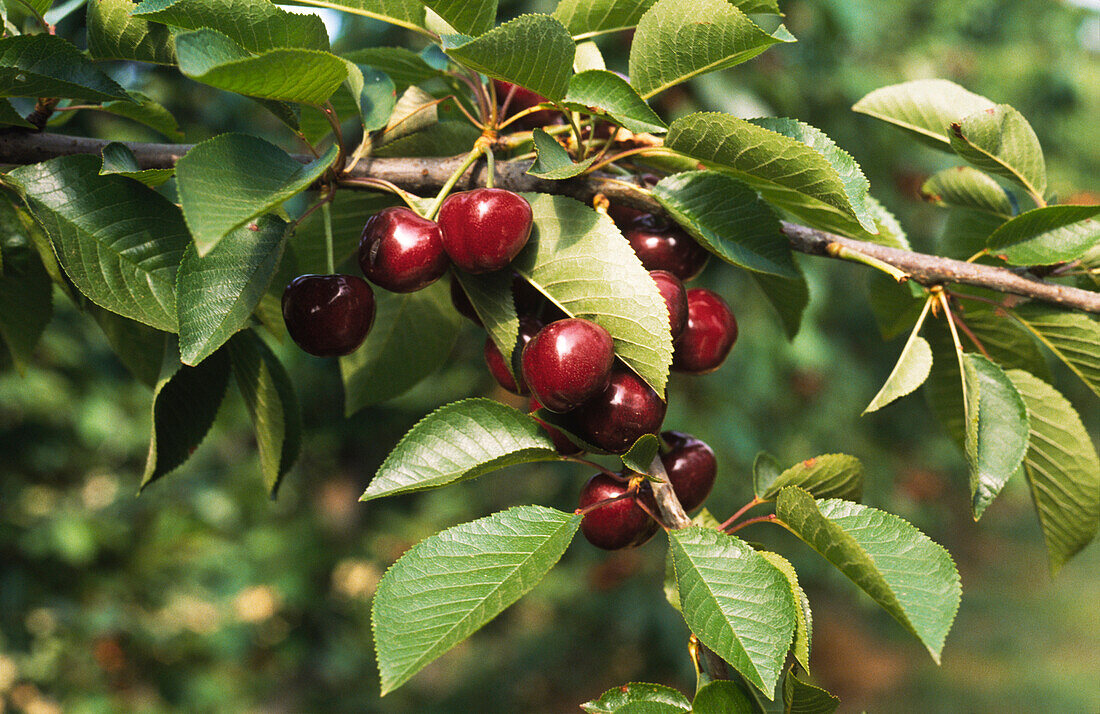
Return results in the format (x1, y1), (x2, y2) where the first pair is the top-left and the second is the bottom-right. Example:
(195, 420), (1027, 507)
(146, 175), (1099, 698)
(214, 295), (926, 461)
(281, 188), (532, 357)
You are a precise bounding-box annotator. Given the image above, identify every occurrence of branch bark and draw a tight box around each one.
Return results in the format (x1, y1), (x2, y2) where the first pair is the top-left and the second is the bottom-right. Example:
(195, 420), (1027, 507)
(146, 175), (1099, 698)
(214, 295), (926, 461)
(2, 130), (1096, 313)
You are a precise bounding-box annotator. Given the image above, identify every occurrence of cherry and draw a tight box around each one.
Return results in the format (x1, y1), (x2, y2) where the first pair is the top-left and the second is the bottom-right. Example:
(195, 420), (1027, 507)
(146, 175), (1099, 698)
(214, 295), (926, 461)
(649, 270), (688, 339)
(358, 207), (449, 293)
(625, 220), (710, 281)
(579, 474), (659, 550)
(607, 205), (666, 231)
(493, 79), (560, 130)
(484, 315), (542, 395)
(672, 289), (738, 375)
(529, 396), (583, 456)
(450, 279), (483, 326)
(282, 274), (375, 357)
(660, 431), (717, 512)
(512, 274), (548, 318)
(438, 189), (533, 274)
(573, 369), (666, 454)
(521, 318), (615, 413)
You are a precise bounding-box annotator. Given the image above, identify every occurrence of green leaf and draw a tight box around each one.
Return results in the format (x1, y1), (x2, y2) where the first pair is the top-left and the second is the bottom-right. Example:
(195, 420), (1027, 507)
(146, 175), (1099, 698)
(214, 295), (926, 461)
(0, 35), (129, 102)
(938, 207), (1007, 260)
(776, 486), (961, 662)
(691, 681), (754, 714)
(960, 302), (1051, 381)
(1005, 370), (1100, 575)
(422, 0), (495, 35)
(97, 92), (183, 140)
(864, 330), (933, 414)
(668, 527), (797, 697)
(374, 85), (438, 146)
(961, 353), (1029, 519)
(514, 193), (674, 394)
(866, 272), (924, 341)
(758, 551), (812, 673)
(782, 672), (840, 714)
(87, 0), (177, 64)
(986, 205), (1100, 266)
(279, 0), (427, 36)
(342, 46), (444, 89)
(372, 120), (481, 157)
(752, 451), (782, 500)
(582, 682), (691, 714)
(175, 29), (348, 106)
(345, 65), (396, 131)
(89, 306), (167, 387)
(761, 454), (863, 502)
(133, 0), (329, 52)
(527, 127), (597, 179)
(99, 142), (175, 187)
(949, 105), (1046, 202)
(852, 79), (995, 149)
(628, 0), (793, 99)
(750, 269), (810, 340)
(339, 280), (461, 414)
(176, 133), (337, 255)
(562, 69), (667, 134)
(372, 506), (581, 694)
(0, 98), (33, 128)
(141, 339), (231, 488)
(920, 166), (1013, 218)
(453, 269), (518, 373)
(363, 398), (559, 500)
(573, 40), (605, 72)
(7, 155), (188, 332)
(442, 14), (574, 101)
(290, 190), (397, 273)
(553, 0), (656, 39)
(176, 214), (288, 365)
(1010, 304), (1100, 398)
(666, 113), (877, 237)
(0, 226), (52, 373)
(653, 171), (795, 278)
(228, 330), (301, 496)
(622, 433), (659, 475)
(863, 195), (910, 250)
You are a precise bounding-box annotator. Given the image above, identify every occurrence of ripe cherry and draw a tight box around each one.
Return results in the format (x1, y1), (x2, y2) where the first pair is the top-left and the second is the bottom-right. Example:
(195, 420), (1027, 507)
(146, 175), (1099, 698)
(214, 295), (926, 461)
(522, 318), (615, 413)
(438, 189), (533, 274)
(484, 315), (542, 395)
(579, 474), (659, 550)
(493, 79), (560, 130)
(649, 270), (688, 338)
(660, 431), (717, 512)
(529, 396), (583, 456)
(450, 279), (483, 326)
(625, 220), (710, 281)
(282, 274), (375, 357)
(358, 207), (449, 293)
(672, 289), (738, 374)
(573, 369), (666, 454)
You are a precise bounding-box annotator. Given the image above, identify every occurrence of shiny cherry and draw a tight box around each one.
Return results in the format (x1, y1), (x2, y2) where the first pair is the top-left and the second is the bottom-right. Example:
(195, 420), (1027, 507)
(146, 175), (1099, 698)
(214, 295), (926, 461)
(282, 274), (375, 357)
(579, 474), (659, 550)
(438, 189), (533, 274)
(573, 369), (666, 454)
(529, 396), (583, 456)
(649, 270), (688, 338)
(493, 79), (559, 130)
(522, 318), (615, 413)
(484, 315), (542, 395)
(660, 431), (717, 512)
(672, 289), (738, 374)
(625, 220), (710, 281)
(358, 207), (449, 293)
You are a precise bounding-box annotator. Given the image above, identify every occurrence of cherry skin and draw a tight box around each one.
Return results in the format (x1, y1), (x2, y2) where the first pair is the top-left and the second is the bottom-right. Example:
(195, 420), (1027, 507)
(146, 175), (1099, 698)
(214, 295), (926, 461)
(529, 396), (583, 456)
(282, 274), (375, 357)
(625, 220), (710, 281)
(672, 289), (738, 374)
(358, 207), (449, 293)
(522, 318), (615, 413)
(484, 315), (542, 395)
(573, 369), (667, 454)
(660, 431), (717, 512)
(438, 189), (533, 274)
(649, 270), (688, 339)
(579, 474), (659, 550)
(493, 79), (560, 130)
(450, 279), (483, 326)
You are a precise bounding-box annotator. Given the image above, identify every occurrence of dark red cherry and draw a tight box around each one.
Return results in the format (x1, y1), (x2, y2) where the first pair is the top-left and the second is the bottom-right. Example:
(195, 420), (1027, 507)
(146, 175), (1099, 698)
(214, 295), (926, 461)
(282, 274), (375, 357)
(358, 206), (449, 293)
(625, 221), (710, 281)
(573, 369), (666, 454)
(493, 79), (560, 130)
(438, 189), (533, 274)
(649, 270), (688, 338)
(660, 431), (717, 512)
(511, 274), (547, 317)
(450, 279), (483, 326)
(672, 289), (738, 374)
(579, 474), (659, 550)
(484, 315), (542, 395)
(522, 318), (615, 413)
(607, 205), (668, 232)
(529, 396), (583, 455)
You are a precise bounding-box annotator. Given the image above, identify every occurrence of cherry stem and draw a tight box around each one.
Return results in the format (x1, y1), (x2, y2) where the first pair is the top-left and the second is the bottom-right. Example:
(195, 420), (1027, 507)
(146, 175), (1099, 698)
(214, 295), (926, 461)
(322, 101), (346, 173)
(338, 176), (420, 211)
(634, 495), (669, 530)
(573, 487), (637, 516)
(485, 147), (495, 189)
(424, 142), (488, 220)
(496, 103), (551, 132)
(718, 497), (764, 532)
(935, 289), (970, 422)
(826, 242), (910, 283)
(562, 456), (627, 481)
(950, 309), (992, 360)
(726, 514), (778, 534)
(322, 201), (335, 274)
(584, 146), (676, 174)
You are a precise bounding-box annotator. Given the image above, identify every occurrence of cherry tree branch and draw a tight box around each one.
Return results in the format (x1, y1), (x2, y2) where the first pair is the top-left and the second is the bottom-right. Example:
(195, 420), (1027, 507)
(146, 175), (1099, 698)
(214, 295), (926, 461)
(2, 130), (1096, 313)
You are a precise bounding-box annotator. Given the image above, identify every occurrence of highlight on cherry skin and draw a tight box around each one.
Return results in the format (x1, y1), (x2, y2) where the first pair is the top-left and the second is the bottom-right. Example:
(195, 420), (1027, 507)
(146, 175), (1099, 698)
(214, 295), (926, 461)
(672, 288), (739, 375)
(281, 274), (376, 357)
(357, 206), (449, 293)
(572, 369), (667, 454)
(437, 188), (533, 274)
(521, 318), (615, 413)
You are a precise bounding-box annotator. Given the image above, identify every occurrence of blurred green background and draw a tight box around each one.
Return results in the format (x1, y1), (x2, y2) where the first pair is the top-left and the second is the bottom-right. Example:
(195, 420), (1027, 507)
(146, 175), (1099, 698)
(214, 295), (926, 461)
(2, 1), (1099, 712)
